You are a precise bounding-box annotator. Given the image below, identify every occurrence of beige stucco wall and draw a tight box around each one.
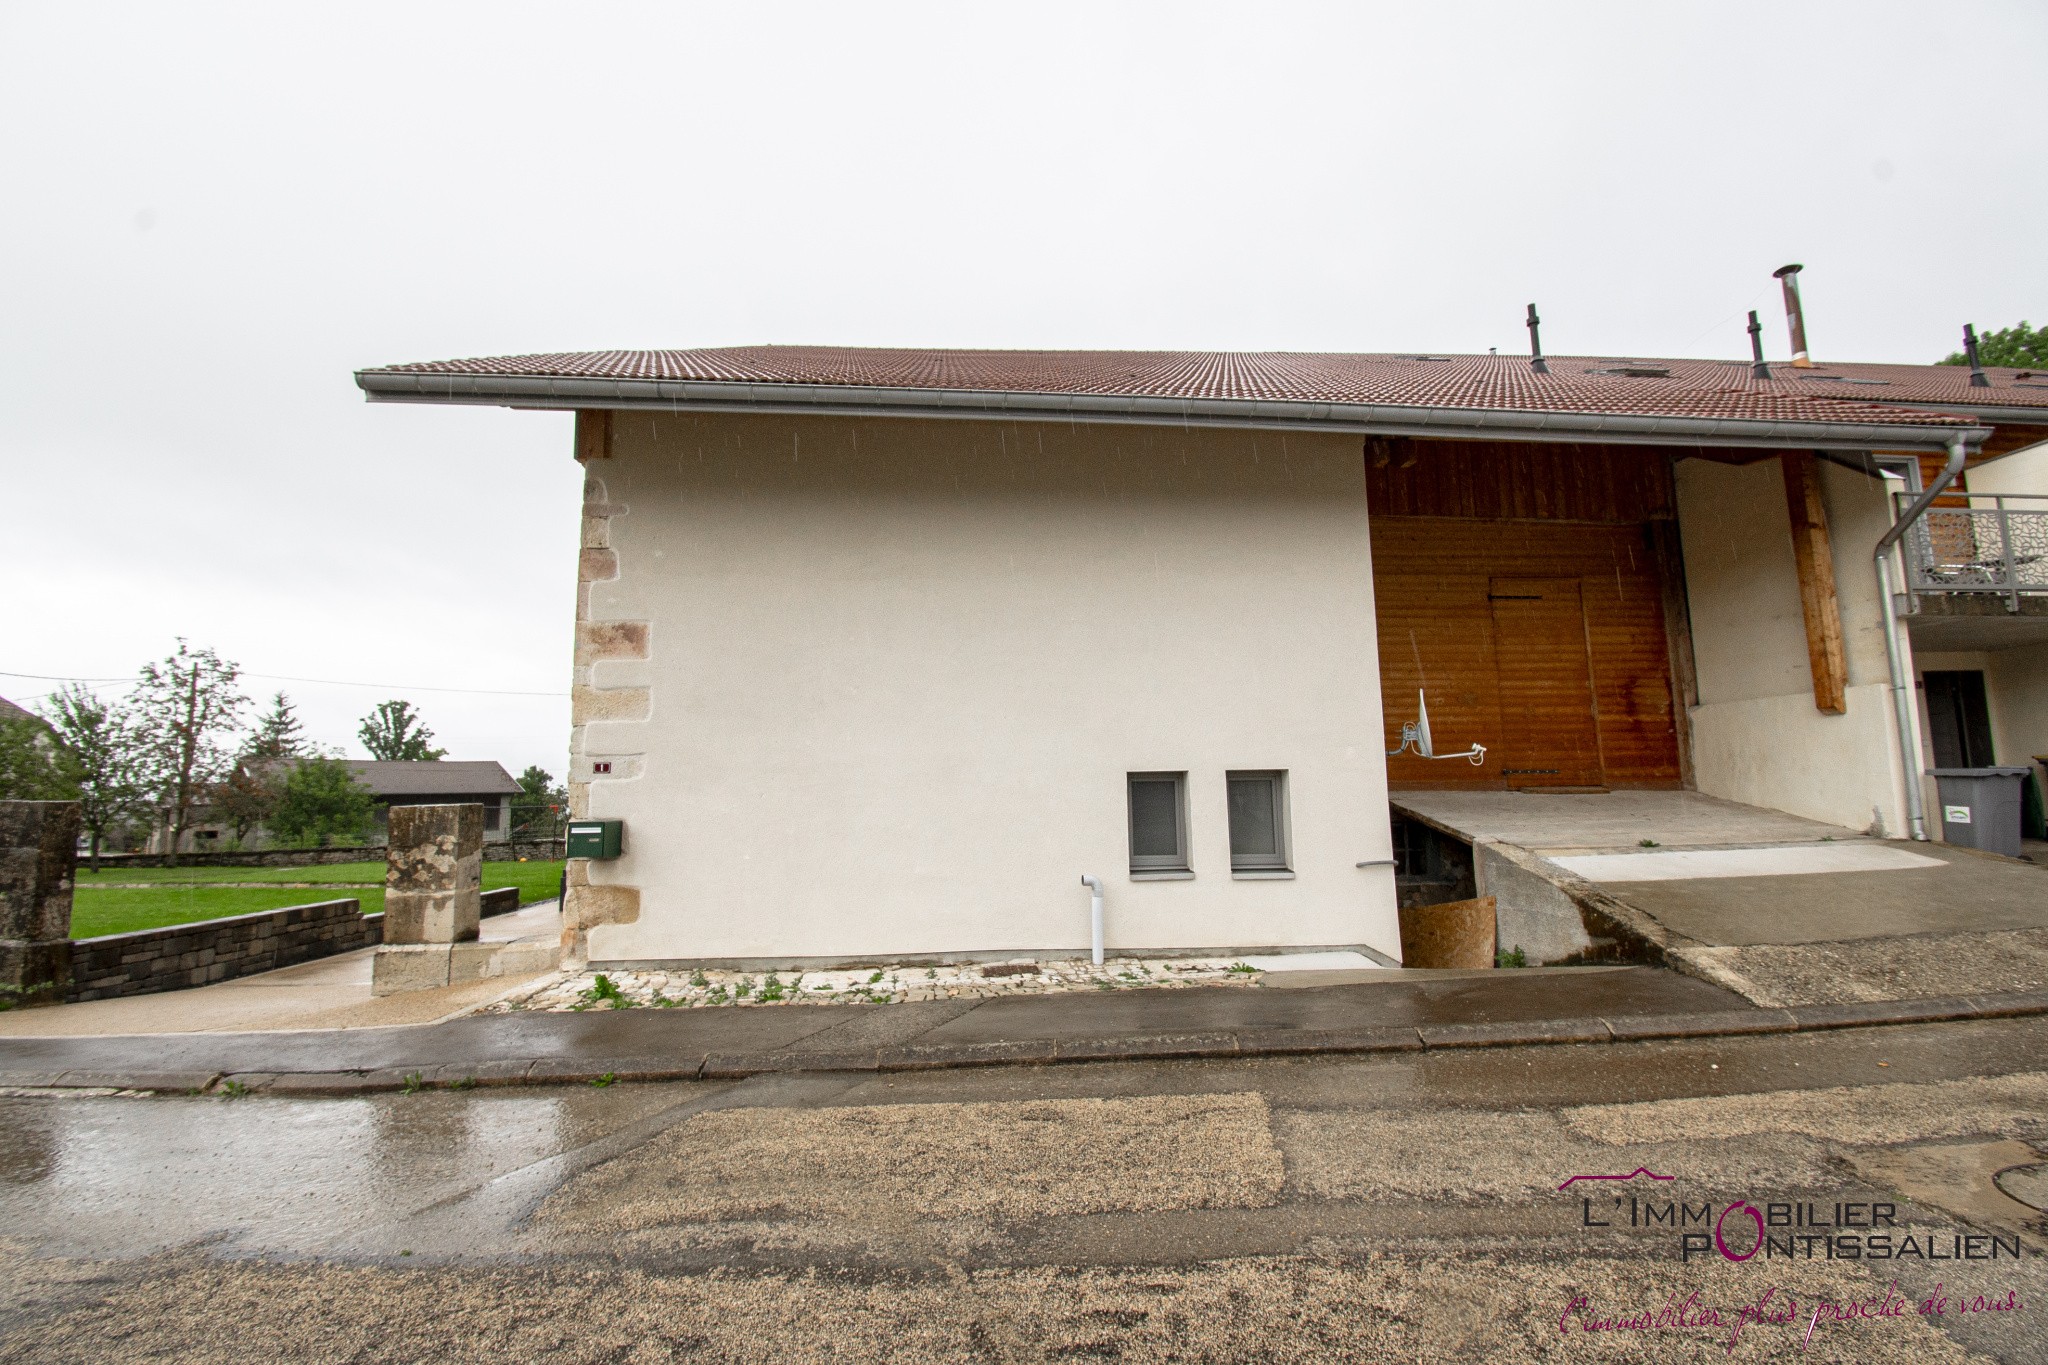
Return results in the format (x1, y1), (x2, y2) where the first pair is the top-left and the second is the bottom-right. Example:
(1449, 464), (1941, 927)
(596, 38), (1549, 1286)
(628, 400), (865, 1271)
(1914, 645), (2048, 785)
(571, 412), (1398, 966)
(1676, 456), (1912, 833)
(1967, 440), (2048, 496)
(1987, 643), (2048, 776)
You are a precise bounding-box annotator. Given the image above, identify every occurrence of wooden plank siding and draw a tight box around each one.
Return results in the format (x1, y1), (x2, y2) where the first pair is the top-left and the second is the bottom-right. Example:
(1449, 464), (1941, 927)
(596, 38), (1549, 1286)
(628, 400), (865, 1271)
(1370, 439), (1685, 791)
(1365, 438), (1678, 523)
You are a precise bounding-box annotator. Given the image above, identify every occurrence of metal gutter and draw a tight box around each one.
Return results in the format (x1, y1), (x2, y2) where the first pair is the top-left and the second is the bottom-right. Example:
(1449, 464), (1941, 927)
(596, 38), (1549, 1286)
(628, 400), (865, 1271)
(1855, 400), (2048, 426)
(355, 370), (1989, 455)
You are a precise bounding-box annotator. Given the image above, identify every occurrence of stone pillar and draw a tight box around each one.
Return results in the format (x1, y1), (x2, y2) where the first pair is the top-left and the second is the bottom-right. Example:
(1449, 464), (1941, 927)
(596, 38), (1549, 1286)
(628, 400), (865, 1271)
(0, 801), (80, 1007)
(384, 804), (483, 944)
(372, 804), (484, 996)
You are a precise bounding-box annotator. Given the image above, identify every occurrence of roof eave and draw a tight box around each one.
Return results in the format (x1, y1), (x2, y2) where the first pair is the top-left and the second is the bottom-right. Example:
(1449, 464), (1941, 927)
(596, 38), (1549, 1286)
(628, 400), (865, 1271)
(1851, 399), (2048, 427)
(355, 370), (1988, 455)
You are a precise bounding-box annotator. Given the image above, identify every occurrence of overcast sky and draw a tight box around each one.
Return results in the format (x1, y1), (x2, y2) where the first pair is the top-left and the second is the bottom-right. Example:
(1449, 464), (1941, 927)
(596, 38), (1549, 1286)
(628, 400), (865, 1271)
(3, 2), (2044, 780)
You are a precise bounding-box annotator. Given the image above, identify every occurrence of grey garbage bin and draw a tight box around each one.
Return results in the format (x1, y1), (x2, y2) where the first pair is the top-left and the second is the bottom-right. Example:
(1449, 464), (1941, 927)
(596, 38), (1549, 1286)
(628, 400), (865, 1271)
(1927, 767), (2033, 859)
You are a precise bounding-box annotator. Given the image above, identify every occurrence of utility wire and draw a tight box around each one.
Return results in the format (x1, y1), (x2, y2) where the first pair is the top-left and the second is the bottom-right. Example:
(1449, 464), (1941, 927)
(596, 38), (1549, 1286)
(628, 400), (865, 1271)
(0, 668), (566, 698)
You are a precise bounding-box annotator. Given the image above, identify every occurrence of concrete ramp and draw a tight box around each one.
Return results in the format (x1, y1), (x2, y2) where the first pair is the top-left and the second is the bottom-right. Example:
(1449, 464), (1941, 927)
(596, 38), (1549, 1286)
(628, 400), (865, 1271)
(1391, 791), (2048, 1007)
(1550, 844), (1944, 882)
(1394, 789), (1857, 854)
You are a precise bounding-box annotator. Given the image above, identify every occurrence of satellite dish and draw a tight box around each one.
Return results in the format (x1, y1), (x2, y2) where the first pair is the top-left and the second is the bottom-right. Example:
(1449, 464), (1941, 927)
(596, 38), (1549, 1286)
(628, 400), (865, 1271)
(1387, 687), (1486, 765)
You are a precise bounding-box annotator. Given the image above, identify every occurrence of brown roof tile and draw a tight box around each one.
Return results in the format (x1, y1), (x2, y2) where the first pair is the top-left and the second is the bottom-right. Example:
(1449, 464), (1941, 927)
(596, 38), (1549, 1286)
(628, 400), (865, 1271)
(358, 345), (2048, 433)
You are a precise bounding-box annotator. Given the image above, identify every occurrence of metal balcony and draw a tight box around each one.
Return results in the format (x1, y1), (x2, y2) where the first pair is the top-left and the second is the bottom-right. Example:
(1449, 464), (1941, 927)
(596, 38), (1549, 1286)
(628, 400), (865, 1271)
(1896, 491), (2048, 611)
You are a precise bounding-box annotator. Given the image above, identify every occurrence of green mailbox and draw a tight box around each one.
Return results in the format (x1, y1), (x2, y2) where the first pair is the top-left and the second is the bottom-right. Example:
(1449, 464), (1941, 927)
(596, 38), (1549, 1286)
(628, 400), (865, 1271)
(566, 819), (624, 860)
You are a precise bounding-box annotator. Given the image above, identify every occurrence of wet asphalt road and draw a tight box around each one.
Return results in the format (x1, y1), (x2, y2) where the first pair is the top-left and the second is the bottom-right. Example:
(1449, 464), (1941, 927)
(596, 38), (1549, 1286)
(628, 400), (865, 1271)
(2, 1018), (2045, 1363)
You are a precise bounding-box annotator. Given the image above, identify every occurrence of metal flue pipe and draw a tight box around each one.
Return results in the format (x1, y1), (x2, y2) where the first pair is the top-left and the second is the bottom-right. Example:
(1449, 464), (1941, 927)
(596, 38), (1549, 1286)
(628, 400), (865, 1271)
(1747, 310), (1772, 379)
(1773, 264), (1812, 367)
(1525, 304), (1549, 374)
(1963, 324), (1990, 387)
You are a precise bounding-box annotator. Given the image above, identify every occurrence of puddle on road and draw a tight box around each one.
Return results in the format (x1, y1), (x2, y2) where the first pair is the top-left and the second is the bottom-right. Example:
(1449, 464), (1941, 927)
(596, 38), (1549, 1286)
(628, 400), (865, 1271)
(0, 1087), (680, 1258)
(1847, 1139), (2048, 1240)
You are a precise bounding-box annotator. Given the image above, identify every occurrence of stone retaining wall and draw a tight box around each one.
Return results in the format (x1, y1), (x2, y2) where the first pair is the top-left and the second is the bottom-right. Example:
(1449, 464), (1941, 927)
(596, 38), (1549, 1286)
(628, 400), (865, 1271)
(70, 898), (380, 1001)
(68, 887), (523, 1001)
(87, 839), (565, 871)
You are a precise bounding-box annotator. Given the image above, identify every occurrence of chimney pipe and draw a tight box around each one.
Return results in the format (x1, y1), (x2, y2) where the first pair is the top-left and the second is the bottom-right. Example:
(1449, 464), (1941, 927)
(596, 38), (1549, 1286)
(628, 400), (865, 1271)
(1772, 264), (1811, 367)
(1962, 324), (1990, 387)
(1525, 303), (1548, 374)
(1747, 310), (1772, 379)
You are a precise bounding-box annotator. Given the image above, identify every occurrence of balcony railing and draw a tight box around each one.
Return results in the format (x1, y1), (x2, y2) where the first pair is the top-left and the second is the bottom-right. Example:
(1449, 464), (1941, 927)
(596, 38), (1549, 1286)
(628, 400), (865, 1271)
(1896, 490), (2048, 609)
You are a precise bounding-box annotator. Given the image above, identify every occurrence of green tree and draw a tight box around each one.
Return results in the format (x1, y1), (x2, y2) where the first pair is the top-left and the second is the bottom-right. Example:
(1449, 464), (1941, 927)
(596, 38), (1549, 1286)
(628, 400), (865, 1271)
(513, 763), (568, 838)
(245, 691), (309, 760)
(41, 684), (147, 870)
(212, 763), (279, 848)
(0, 705), (81, 803)
(130, 640), (249, 866)
(269, 757), (376, 847)
(358, 699), (446, 761)
(1940, 320), (2048, 370)
(516, 764), (564, 805)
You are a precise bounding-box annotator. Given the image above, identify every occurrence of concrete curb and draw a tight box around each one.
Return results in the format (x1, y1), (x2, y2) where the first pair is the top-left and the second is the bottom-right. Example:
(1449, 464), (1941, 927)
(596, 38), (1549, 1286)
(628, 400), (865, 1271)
(6, 990), (2045, 1097)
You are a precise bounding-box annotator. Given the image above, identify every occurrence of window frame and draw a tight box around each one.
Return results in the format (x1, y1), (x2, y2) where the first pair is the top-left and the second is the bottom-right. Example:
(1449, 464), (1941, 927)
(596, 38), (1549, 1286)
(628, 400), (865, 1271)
(1226, 769), (1292, 875)
(1126, 771), (1191, 878)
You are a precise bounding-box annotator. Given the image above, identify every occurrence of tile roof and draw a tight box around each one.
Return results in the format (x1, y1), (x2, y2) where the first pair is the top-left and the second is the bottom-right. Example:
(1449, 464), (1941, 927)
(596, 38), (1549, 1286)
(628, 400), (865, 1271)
(339, 760), (521, 798)
(1627, 356), (2048, 416)
(359, 346), (2033, 431)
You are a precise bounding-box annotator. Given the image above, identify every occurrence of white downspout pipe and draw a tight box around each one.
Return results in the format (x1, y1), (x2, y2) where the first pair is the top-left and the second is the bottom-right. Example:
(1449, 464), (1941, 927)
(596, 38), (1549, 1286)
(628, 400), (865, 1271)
(1080, 874), (1104, 965)
(1874, 434), (1970, 841)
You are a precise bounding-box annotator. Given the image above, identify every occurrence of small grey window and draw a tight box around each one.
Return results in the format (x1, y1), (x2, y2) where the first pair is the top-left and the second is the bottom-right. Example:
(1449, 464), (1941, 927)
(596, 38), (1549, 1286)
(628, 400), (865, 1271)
(1227, 770), (1290, 872)
(1127, 772), (1189, 875)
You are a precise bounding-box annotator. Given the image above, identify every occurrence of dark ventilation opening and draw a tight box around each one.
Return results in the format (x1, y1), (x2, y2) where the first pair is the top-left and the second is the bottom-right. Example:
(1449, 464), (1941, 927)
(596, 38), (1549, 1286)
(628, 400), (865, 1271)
(1390, 813), (1476, 910)
(1923, 670), (1996, 768)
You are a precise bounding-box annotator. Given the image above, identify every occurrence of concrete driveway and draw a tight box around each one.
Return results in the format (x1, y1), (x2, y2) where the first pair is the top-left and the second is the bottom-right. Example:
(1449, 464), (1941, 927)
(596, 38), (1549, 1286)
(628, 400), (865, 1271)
(0, 901), (564, 1038)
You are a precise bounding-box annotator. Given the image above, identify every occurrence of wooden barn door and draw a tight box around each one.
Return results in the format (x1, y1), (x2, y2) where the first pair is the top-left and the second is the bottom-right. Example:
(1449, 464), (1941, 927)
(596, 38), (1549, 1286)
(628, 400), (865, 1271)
(1487, 578), (1603, 788)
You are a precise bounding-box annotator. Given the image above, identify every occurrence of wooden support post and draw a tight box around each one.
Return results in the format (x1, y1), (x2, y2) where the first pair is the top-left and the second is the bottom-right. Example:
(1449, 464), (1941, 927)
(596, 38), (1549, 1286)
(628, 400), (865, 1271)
(574, 409), (613, 462)
(1645, 519), (1699, 788)
(1779, 451), (1848, 714)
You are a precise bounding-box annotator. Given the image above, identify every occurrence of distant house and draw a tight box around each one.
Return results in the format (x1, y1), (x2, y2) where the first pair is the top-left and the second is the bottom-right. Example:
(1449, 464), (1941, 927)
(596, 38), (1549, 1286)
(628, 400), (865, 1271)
(344, 760), (524, 842)
(157, 757), (528, 852)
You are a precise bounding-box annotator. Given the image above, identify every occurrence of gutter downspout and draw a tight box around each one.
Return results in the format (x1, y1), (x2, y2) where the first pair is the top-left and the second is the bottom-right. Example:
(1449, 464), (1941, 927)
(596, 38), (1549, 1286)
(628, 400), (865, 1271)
(1874, 434), (1970, 840)
(1080, 875), (1105, 965)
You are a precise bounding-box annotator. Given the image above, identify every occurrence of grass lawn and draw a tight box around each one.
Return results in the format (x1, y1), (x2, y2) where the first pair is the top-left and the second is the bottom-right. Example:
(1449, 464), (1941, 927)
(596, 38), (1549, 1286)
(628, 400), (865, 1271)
(75, 861), (390, 885)
(71, 887), (388, 939)
(483, 860), (567, 906)
(70, 861), (565, 939)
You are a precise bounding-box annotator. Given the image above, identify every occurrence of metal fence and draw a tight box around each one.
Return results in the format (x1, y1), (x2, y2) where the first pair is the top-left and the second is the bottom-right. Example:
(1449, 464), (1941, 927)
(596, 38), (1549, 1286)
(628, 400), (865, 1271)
(1898, 491), (2048, 610)
(507, 803), (569, 841)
